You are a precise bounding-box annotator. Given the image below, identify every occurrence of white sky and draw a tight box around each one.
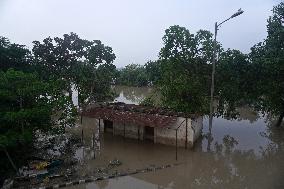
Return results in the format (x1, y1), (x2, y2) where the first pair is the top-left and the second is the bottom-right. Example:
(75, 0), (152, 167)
(0, 0), (281, 67)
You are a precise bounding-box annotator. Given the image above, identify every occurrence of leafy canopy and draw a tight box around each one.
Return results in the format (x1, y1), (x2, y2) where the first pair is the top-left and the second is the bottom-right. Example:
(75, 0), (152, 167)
(0, 37), (31, 72)
(0, 69), (52, 148)
(32, 33), (117, 105)
(249, 2), (284, 118)
(158, 25), (222, 113)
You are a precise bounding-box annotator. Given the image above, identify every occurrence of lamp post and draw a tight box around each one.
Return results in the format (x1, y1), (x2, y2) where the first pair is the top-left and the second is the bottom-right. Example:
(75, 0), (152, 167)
(208, 9), (244, 133)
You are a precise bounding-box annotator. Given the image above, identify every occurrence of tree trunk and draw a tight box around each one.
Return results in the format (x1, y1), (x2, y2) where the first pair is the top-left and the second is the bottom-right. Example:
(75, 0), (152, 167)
(275, 111), (284, 127)
(68, 85), (73, 100)
(77, 88), (80, 108)
(3, 148), (18, 173)
(19, 97), (24, 133)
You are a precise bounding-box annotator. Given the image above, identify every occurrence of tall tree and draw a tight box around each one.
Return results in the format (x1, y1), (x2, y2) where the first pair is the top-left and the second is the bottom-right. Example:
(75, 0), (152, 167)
(0, 69), (54, 146)
(250, 2), (284, 127)
(145, 60), (162, 85)
(32, 33), (116, 107)
(158, 25), (222, 113)
(216, 49), (252, 118)
(116, 64), (148, 87)
(0, 69), (53, 177)
(0, 37), (31, 72)
(74, 62), (117, 106)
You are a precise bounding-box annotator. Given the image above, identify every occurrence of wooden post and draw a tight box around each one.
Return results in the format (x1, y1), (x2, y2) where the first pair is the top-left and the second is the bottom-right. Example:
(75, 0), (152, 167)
(3, 148), (18, 173)
(80, 115), (83, 124)
(185, 118), (188, 149)
(175, 129), (178, 161)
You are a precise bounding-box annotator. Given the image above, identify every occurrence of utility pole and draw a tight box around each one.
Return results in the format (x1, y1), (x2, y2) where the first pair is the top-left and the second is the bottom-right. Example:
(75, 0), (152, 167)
(208, 9), (244, 150)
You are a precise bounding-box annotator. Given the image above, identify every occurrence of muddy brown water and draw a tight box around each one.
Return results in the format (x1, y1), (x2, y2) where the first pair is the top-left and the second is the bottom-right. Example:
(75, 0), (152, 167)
(68, 86), (284, 189)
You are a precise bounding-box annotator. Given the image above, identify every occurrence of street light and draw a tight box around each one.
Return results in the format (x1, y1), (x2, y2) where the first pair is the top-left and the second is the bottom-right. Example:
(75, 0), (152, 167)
(208, 9), (244, 131)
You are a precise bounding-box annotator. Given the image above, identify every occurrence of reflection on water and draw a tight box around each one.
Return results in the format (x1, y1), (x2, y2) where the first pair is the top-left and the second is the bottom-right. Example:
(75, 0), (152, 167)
(203, 114), (272, 153)
(68, 86), (284, 189)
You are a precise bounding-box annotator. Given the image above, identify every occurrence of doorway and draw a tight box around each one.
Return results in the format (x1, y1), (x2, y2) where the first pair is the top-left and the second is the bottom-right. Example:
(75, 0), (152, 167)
(144, 126), (154, 142)
(104, 120), (113, 133)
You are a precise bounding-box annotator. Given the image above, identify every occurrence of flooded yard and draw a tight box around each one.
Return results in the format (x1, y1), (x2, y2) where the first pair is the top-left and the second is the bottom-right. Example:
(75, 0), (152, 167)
(65, 86), (284, 189)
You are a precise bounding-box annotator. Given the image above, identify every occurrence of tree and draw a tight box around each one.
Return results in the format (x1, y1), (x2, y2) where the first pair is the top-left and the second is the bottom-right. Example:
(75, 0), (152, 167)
(32, 33), (116, 107)
(145, 60), (162, 85)
(0, 37), (31, 72)
(216, 49), (252, 118)
(0, 69), (53, 176)
(74, 62), (117, 106)
(250, 2), (284, 127)
(116, 64), (148, 87)
(158, 25), (222, 113)
(0, 69), (76, 178)
(0, 69), (53, 146)
(0, 37), (79, 180)
(115, 61), (162, 87)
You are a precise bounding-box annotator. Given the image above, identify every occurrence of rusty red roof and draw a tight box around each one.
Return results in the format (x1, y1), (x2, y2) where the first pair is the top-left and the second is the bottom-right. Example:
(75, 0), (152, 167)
(82, 102), (196, 128)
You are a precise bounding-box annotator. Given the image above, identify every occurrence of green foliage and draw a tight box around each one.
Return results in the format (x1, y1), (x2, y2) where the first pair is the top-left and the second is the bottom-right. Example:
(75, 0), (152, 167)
(140, 97), (155, 106)
(213, 2), (283, 124)
(74, 62), (117, 105)
(116, 64), (148, 87)
(0, 33), (117, 179)
(216, 49), (252, 117)
(32, 33), (116, 107)
(160, 26), (221, 62)
(158, 25), (221, 113)
(154, 2), (283, 121)
(145, 60), (162, 85)
(249, 2), (284, 125)
(0, 37), (31, 72)
(115, 61), (162, 87)
(0, 69), (52, 148)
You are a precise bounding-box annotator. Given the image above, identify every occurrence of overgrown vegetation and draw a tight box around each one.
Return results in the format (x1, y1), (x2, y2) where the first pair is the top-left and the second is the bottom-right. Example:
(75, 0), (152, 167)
(32, 33), (116, 107)
(157, 27), (218, 113)
(0, 34), (116, 182)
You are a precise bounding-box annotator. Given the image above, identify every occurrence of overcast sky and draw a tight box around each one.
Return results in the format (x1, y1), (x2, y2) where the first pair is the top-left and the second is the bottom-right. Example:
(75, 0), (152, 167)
(0, 0), (281, 67)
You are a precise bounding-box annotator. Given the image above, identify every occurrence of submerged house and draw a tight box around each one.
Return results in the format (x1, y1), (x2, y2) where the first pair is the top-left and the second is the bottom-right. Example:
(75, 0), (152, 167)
(82, 102), (203, 148)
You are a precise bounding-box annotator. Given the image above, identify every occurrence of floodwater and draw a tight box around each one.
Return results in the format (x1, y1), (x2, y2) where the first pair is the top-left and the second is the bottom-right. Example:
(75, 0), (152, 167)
(112, 85), (154, 105)
(68, 86), (284, 189)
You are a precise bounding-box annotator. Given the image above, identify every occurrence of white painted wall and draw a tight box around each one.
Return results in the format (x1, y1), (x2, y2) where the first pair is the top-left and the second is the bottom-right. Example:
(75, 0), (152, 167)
(155, 117), (193, 147)
(99, 116), (203, 148)
(191, 116), (203, 143)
